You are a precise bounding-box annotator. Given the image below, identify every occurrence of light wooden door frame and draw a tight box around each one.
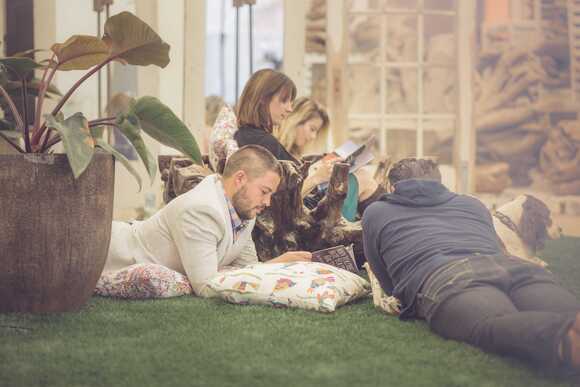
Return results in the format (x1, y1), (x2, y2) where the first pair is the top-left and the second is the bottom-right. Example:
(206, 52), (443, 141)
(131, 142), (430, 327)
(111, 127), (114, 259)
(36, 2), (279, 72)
(283, 0), (476, 193)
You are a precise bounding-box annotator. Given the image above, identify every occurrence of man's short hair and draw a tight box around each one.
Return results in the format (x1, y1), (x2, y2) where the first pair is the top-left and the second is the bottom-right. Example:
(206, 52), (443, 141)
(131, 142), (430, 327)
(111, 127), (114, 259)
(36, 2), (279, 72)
(388, 157), (441, 185)
(222, 145), (282, 179)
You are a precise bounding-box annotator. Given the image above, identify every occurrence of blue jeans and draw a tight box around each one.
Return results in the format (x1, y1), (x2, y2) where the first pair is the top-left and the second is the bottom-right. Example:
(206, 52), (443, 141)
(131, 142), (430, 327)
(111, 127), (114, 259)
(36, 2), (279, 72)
(416, 254), (580, 368)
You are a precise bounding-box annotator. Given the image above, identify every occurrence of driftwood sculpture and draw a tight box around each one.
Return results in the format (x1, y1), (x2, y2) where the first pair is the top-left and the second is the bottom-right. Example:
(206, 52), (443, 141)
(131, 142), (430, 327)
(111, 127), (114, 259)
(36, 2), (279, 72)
(253, 160), (365, 263)
(158, 155), (212, 203)
(158, 156), (392, 265)
(435, 43), (575, 191)
(539, 121), (580, 195)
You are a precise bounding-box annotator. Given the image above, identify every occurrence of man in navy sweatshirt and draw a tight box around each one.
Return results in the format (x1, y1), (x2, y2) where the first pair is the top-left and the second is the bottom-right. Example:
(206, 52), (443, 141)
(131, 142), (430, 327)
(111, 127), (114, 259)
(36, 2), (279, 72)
(362, 157), (579, 371)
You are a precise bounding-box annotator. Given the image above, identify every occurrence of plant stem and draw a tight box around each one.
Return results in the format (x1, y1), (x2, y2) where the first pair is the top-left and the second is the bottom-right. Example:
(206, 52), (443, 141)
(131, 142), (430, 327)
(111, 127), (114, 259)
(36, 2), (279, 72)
(21, 78), (32, 152)
(42, 133), (61, 151)
(0, 131), (25, 153)
(0, 85), (24, 132)
(33, 56), (57, 142)
(39, 129), (53, 152)
(31, 66), (58, 152)
(33, 56), (53, 131)
(33, 55), (119, 146)
(88, 116), (116, 125)
(89, 122), (117, 128)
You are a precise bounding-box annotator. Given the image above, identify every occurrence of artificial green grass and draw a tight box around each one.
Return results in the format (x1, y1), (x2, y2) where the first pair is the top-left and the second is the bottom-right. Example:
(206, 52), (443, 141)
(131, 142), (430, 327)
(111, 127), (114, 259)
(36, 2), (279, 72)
(1, 237), (579, 387)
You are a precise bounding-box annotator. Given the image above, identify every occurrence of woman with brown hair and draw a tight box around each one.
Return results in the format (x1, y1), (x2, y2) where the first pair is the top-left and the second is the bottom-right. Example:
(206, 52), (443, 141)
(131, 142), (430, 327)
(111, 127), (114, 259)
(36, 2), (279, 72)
(234, 69), (298, 162)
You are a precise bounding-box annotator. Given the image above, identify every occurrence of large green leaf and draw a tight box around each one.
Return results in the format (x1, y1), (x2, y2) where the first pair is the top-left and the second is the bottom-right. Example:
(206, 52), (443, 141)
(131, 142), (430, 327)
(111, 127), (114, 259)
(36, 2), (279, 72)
(102, 12), (170, 68)
(0, 57), (42, 79)
(130, 96), (202, 163)
(96, 138), (142, 192)
(51, 35), (110, 71)
(116, 114), (157, 182)
(90, 125), (105, 140)
(45, 113), (95, 178)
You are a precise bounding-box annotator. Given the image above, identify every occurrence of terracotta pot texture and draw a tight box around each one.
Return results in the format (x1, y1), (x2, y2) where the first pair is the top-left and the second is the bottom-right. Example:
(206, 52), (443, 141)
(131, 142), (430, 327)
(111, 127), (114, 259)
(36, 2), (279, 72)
(0, 153), (114, 313)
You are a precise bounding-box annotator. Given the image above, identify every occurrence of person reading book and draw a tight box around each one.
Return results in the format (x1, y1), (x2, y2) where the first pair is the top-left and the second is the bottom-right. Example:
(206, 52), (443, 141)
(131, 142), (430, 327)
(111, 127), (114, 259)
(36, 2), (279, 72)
(104, 145), (312, 295)
(274, 97), (383, 221)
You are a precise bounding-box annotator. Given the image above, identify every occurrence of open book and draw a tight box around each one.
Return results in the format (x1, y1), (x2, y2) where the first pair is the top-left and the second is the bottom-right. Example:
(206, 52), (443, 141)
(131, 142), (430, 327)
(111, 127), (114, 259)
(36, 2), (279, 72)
(311, 245), (359, 273)
(322, 137), (375, 174)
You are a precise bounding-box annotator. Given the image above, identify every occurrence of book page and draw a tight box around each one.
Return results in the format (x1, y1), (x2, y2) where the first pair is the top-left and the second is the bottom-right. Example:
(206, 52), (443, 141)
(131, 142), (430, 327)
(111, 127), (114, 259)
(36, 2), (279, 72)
(349, 146), (374, 173)
(333, 140), (362, 160)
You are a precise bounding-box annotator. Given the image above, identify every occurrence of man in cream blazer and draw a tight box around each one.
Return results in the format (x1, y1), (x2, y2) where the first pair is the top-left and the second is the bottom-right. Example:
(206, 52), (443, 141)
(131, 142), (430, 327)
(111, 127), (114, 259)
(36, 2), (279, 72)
(105, 145), (311, 294)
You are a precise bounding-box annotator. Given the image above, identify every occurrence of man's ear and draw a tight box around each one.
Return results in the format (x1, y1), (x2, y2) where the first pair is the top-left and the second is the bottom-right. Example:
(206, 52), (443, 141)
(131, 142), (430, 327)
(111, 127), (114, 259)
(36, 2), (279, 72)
(233, 170), (248, 188)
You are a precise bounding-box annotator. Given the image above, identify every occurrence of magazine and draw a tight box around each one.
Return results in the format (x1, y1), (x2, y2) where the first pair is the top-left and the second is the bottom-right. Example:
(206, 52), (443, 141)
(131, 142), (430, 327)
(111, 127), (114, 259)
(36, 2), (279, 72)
(311, 244), (359, 273)
(322, 137), (375, 174)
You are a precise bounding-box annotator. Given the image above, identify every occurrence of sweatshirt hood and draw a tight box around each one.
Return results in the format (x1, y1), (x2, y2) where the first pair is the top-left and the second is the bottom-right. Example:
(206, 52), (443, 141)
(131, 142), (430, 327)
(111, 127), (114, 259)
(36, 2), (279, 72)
(381, 179), (456, 207)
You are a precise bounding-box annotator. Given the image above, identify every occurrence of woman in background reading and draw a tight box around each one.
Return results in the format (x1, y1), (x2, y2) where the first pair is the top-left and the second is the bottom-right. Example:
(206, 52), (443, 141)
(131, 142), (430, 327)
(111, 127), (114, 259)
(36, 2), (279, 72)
(275, 97), (382, 220)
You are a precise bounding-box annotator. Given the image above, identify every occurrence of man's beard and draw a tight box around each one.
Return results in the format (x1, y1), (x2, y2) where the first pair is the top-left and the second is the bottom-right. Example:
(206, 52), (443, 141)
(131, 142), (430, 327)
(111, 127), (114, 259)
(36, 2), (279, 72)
(232, 185), (264, 220)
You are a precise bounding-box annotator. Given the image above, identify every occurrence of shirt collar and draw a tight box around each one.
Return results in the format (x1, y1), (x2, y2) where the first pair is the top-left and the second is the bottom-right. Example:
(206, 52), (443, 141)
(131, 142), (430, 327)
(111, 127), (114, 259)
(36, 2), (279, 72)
(216, 177), (250, 236)
(226, 196), (249, 234)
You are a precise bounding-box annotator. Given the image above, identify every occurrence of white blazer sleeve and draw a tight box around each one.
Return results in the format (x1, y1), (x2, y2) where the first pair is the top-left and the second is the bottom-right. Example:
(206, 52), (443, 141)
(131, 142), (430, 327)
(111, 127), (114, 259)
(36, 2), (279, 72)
(231, 238), (259, 268)
(169, 205), (223, 295)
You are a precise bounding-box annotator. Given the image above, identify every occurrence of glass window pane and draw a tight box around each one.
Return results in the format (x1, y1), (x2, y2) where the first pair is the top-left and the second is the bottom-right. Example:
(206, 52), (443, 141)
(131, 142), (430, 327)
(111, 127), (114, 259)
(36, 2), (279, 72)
(349, 64), (380, 114)
(385, 14), (418, 62)
(385, 0), (417, 9)
(424, 15), (455, 65)
(348, 0), (389, 12)
(424, 0), (456, 11)
(424, 123), (456, 190)
(348, 119), (380, 147)
(306, 0), (326, 55)
(385, 68), (417, 113)
(206, 0), (283, 103)
(424, 119), (455, 164)
(423, 67), (456, 113)
(511, 0), (535, 20)
(349, 15), (381, 58)
(307, 63), (327, 107)
(385, 128), (417, 160)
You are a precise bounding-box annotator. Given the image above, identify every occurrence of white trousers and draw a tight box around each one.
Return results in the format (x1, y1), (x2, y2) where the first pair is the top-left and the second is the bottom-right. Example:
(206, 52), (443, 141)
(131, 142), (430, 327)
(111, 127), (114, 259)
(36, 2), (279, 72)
(104, 221), (139, 273)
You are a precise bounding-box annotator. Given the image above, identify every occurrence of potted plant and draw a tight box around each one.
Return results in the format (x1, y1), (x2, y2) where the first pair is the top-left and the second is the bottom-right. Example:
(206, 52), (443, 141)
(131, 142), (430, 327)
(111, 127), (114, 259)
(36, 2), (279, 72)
(0, 12), (202, 313)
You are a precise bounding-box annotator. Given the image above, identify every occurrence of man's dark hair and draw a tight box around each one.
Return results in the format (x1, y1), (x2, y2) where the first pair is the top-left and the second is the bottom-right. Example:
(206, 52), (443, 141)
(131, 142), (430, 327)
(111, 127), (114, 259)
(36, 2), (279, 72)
(222, 145), (282, 179)
(387, 157), (442, 185)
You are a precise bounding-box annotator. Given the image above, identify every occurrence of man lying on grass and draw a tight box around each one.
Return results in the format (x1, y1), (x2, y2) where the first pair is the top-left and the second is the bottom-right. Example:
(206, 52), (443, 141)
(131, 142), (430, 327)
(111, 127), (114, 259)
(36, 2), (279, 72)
(104, 145), (311, 295)
(362, 157), (580, 371)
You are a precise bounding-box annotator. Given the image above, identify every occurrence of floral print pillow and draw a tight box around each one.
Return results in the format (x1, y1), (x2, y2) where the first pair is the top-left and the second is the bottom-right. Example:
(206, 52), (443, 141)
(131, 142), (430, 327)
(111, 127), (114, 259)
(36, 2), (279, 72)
(201, 262), (370, 313)
(95, 264), (193, 299)
(208, 104), (239, 173)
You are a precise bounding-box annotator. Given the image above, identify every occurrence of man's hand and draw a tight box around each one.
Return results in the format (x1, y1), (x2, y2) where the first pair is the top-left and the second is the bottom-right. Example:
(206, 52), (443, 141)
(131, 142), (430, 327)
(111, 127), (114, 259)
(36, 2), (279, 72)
(269, 251), (312, 263)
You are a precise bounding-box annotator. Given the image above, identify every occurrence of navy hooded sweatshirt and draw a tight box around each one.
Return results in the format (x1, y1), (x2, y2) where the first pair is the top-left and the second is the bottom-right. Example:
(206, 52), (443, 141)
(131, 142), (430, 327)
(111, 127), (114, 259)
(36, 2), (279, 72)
(362, 179), (503, 319)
